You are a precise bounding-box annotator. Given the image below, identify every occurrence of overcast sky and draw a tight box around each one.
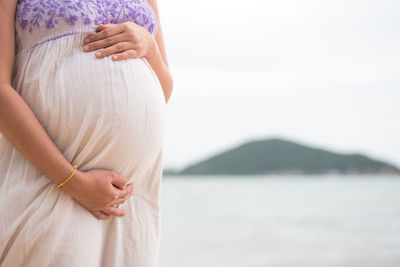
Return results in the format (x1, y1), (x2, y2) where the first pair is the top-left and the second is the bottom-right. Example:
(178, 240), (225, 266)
(157, 0), (400, 170)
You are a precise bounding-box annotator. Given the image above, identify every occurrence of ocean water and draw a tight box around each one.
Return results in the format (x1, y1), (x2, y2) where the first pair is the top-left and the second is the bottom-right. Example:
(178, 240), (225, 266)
(158, 175), (400, 267)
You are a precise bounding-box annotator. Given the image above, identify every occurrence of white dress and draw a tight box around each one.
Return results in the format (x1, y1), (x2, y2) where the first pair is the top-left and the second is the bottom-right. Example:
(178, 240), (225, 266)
(0, 1), (165, 266)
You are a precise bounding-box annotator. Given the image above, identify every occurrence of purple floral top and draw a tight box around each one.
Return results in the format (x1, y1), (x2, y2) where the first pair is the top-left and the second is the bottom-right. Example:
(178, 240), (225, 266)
(15, 0), (157, 51)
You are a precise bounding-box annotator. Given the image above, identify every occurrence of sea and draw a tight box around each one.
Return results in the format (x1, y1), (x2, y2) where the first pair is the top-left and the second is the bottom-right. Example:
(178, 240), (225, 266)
(158, 175), (400, 267)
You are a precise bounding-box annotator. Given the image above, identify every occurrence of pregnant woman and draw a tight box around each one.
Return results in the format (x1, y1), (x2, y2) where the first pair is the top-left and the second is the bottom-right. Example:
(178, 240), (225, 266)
(0, 0), (172, 266)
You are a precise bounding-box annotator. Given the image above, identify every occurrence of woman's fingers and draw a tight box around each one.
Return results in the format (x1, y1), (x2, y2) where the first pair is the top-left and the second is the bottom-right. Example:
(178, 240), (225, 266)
(89, 206), (126, 219)
(87, 184), (133, 219)
(111, 49), (139, 61)
(112, 193), (132, 205)
(110, 173), (128, 190)
(83, 33), (127, 53)
(101, 206), (126, 217)
(87, 204), (127, 220)
(94, 42), (134, 59)
(84, 24), (125, 44)
(124, 183), (134, 194)
(112, 187), (134, 205)
(114, 182), (134, 199)
(90, 209), (111, 220)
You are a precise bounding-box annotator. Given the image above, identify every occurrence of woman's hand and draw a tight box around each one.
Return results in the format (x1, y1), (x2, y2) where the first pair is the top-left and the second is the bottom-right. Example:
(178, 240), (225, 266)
(81, 7), (174, 103)
(61, 169), (134, 220)
(83, 22), (157, 62)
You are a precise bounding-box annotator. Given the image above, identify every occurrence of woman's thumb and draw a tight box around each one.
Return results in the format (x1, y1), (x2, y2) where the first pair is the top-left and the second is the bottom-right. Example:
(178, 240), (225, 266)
(111, 174), (127, 190)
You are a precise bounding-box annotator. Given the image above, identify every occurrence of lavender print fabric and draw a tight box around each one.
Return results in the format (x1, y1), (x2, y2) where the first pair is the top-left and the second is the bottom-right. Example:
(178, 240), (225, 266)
(15, 0), (157, 36)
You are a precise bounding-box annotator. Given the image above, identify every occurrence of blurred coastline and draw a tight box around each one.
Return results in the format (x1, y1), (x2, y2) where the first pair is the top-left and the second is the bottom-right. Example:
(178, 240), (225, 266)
(163, 138), (400, 177)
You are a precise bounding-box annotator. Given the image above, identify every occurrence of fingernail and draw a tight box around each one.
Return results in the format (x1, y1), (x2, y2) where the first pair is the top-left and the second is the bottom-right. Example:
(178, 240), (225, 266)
(84, 38), (89, 44)
(95, 51), (101, 57)
(83, 45), (89, 51)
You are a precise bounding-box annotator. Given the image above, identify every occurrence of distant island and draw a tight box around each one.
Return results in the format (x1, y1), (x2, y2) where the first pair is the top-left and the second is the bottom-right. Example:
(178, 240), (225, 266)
(165, 138), (400, 175)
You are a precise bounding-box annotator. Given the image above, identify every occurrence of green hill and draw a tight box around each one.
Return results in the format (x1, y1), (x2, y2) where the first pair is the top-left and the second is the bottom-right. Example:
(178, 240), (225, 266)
(177, 138), (400, 175)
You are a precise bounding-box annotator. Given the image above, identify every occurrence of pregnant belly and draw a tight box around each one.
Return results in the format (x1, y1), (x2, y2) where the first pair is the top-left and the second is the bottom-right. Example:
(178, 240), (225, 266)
(15, 42), (165, 179)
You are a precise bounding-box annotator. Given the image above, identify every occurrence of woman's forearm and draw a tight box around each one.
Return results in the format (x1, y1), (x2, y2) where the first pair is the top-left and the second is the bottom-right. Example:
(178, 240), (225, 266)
(0, 83), (77, 185)
(146, 42), (173, 103)
(145, 0), (173, 103)
(0, 0), (76, 187)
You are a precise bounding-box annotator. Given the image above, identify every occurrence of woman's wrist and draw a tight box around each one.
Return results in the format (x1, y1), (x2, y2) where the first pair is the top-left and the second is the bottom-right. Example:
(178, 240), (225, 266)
(59, 169), (85, 196)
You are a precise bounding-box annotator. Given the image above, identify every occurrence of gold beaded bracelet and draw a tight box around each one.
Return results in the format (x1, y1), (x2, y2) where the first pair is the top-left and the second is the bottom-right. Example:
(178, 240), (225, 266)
(55, 164), (78, 189)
